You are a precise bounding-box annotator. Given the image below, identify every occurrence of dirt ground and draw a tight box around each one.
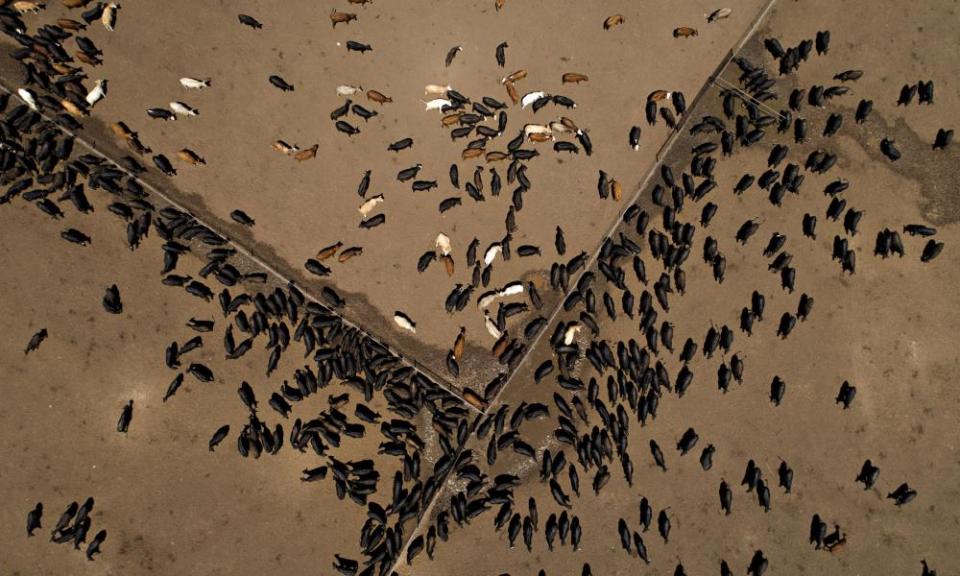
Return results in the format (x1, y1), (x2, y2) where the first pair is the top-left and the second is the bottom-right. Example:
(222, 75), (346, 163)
(1, 0), (958, 575)
(0, 0), (771, 393)
(394, 0), (960, 574)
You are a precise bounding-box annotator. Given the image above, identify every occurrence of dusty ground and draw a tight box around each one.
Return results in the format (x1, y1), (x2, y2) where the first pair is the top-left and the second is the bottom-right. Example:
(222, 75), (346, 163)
(0, 0), (771, 393)
(397, 2), (960, 573)
(1, 0), (958, 575)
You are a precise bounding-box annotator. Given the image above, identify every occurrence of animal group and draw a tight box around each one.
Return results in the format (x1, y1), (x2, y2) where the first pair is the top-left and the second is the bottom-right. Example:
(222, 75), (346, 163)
(2, 1), (952, 575)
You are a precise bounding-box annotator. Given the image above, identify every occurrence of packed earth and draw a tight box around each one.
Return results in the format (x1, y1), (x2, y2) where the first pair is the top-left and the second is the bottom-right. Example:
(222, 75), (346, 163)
(1, 1), (958, 575)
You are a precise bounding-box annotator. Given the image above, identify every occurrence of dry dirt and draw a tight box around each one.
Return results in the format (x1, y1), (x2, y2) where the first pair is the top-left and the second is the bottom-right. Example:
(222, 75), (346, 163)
(0, 0), (958, 575)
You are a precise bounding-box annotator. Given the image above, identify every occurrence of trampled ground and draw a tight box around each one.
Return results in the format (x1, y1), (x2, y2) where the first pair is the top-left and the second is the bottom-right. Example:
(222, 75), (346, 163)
(0, 0), (958, 575)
